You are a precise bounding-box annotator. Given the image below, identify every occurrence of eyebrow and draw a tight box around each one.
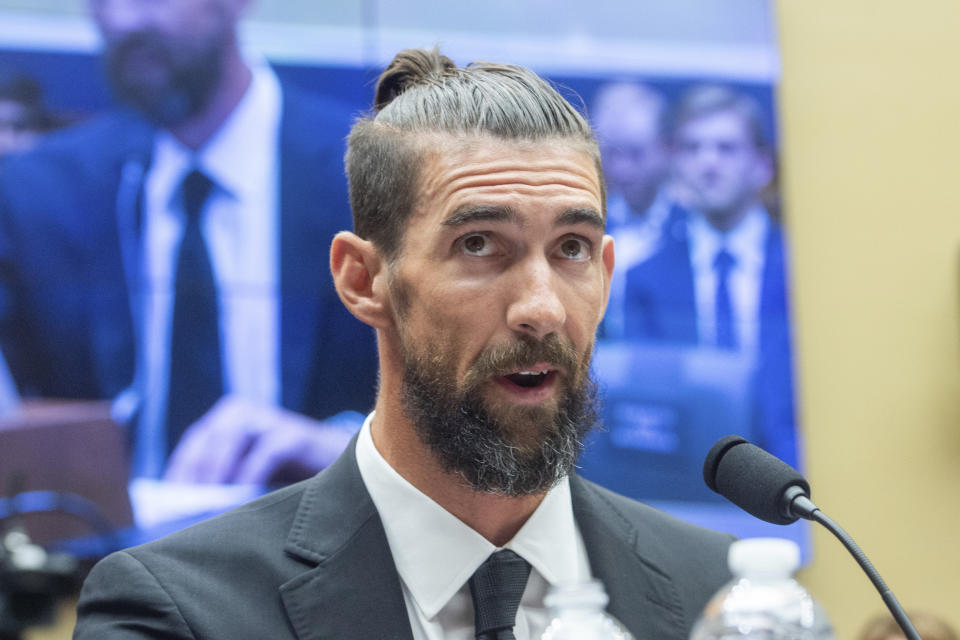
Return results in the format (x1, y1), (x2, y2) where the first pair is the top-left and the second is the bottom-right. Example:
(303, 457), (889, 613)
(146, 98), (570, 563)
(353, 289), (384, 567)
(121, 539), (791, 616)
(442, 205), (604, 230)
(442, 205), (517, 227)
(556, 208), (605, 230)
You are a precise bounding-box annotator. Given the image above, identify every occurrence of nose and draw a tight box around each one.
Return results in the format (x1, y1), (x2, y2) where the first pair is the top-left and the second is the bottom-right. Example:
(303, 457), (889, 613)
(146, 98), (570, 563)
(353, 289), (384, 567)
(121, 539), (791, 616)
(506, 256), (566, 340)
(695, 142), (724, 168)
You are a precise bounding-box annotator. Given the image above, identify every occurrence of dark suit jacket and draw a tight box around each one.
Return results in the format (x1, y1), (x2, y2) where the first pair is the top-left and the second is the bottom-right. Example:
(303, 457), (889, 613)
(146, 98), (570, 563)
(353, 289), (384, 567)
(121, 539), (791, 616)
(73, 438), (734, 639)
(622, 215), (797, 465)
(0, 82), (376, 421)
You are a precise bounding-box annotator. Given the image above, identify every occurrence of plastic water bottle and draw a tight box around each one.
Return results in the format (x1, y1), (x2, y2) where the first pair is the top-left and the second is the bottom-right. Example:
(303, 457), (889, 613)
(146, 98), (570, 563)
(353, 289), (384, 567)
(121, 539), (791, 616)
(540, 579), (635, 639)
(689, 538), (834, 640)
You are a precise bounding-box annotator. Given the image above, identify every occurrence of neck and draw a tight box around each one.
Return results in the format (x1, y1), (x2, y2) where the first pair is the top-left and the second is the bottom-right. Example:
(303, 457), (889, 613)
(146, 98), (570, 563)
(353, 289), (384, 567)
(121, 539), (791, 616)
(370, 354), (546, 546)
(705, 201), (754, 233)
(168, 43), (252, 151)
(623, 184), (659, 217)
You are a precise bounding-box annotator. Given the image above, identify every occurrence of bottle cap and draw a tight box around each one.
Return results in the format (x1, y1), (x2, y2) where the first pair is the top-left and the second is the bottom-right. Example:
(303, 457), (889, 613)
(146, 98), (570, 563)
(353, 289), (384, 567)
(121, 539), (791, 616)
(728, 537), (800, 578)
(544, 579), (610, 610)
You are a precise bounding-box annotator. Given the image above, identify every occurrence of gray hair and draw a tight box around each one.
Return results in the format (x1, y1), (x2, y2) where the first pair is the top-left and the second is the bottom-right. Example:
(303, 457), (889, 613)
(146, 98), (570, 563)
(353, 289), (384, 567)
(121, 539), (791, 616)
(345, 48), (603, 262)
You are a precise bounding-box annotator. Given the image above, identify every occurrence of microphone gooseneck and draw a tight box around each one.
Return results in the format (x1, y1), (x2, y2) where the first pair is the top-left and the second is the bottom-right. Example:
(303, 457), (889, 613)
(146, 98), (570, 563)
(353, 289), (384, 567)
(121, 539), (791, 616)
(702, 435), (921, 640)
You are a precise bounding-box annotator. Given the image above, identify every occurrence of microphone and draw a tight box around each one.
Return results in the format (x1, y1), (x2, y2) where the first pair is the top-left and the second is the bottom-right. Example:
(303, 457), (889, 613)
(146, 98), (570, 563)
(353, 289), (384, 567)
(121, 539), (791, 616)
(703, 435), (817, 525)
(703, 435), (921, 640)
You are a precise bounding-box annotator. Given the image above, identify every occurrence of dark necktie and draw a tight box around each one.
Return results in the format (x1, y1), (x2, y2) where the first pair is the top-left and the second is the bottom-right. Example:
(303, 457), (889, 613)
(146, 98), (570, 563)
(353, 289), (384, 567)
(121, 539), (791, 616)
(165, 169), (223, 454)
(713, 248), (738, 349)
(469, 549), (531, 640)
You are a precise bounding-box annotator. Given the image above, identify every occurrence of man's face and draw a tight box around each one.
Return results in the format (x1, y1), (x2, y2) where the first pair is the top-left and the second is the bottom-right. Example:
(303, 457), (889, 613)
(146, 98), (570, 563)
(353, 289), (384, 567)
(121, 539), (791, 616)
(673, 109), (771, 225)
(597, 108), (668, 210)
(388, 137), (613, 496)
(89, 0), (239, 125)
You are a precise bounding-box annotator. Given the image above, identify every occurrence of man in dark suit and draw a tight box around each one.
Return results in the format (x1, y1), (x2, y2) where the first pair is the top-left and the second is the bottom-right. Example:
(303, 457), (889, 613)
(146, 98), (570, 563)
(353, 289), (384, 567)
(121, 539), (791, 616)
(0, 0), (376, 482)
(74, 48), (733, 639)
(623, 85), (796, 466)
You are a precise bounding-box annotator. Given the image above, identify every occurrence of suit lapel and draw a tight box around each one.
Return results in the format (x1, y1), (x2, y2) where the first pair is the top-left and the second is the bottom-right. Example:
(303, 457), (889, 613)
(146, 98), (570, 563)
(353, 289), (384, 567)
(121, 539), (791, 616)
(90, 112), (154, 396)
(753, 223), (798, 463)
(758, 224), (788, 338)
(570, 476), (688, 640)
(277, 444), (701, 638)
(277, 87), (323, 412)
(279, 438), (413, 640)
(664, 228), (699, 343)
(275, 85), (355, 412)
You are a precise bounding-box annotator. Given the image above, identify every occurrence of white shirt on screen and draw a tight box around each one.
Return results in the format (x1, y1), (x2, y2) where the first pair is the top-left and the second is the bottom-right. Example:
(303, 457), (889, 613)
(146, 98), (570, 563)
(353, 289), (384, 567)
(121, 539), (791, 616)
(688, 206), (769, 353)
(355, 413), (593, 640)
(133, 61), (282, 478)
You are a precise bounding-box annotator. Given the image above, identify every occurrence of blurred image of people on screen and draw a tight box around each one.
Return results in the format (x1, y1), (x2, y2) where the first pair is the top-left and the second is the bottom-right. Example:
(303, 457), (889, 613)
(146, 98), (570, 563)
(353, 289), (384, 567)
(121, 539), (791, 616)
(0, 0), (377, 501)
(0, 69), (57, 161)
(624, 84), (795, 464)
(591, 81), (683, 338)
(580, 83), (796, 502)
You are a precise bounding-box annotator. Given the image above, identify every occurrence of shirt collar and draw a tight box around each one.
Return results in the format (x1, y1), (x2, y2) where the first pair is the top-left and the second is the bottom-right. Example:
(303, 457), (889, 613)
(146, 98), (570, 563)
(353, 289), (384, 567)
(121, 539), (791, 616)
(689, 205), (769, 272)
(355, 413), (585, 620)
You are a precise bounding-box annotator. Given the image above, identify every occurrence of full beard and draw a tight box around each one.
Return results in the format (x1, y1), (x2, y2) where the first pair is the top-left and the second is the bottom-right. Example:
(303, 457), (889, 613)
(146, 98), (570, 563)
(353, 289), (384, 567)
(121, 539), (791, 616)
(400, 333), (599, 497)
(103, 31), (225, 127)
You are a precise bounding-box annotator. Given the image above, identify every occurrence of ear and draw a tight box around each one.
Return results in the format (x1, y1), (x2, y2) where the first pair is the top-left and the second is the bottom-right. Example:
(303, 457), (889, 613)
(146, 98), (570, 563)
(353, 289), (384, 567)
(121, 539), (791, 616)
(599, 234), (615, 318)
(752, 151), (775, 191)
(330, 231), (392, 329)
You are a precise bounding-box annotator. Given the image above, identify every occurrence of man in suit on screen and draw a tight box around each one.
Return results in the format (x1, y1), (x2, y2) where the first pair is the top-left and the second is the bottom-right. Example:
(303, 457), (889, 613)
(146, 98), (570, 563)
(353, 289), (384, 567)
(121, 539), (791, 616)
(73, 48), (734, 639)
(0, 0), (377, 483)
(623, 84), (796, 465)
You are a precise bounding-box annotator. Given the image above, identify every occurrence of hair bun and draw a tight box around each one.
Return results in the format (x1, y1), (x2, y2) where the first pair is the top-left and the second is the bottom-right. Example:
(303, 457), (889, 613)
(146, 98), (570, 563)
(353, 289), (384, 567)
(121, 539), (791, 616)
(374, 48), (456, 112)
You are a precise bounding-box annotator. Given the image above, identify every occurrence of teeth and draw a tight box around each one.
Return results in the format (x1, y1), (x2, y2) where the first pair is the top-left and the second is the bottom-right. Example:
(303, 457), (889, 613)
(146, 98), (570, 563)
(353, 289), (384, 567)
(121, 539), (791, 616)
(518, 370), (549, 375)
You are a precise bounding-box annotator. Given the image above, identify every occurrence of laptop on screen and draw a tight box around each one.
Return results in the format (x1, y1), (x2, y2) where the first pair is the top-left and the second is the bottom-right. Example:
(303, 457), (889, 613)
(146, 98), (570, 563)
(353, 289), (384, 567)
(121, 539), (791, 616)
(0, 400), (134, 547)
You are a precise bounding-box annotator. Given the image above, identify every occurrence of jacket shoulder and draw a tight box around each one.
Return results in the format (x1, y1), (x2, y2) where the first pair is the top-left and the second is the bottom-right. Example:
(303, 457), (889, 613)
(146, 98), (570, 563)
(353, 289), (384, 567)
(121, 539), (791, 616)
(75, 480), (315, 639)
(576, 476), (734, 550)
(0, 111), (151, 207)
(130, 479), (309, 562)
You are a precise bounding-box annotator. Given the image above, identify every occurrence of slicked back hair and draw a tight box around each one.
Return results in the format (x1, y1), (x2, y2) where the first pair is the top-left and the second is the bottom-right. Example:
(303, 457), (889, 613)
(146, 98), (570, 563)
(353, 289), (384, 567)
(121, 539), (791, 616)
(670, 84), (771, 151)
(345, 48), (604, 262)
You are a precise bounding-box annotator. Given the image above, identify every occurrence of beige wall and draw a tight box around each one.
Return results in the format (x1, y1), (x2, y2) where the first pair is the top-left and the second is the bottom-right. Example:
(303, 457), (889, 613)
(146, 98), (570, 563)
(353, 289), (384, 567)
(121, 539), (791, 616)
(777, 1), (960, 637)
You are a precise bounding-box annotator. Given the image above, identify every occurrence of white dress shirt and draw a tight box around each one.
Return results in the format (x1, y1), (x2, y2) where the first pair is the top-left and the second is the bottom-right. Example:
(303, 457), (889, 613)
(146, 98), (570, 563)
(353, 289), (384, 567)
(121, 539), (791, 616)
(355, 414), (593, 640)
(133, 61), (282, 478)
(687, 206), (769, 354)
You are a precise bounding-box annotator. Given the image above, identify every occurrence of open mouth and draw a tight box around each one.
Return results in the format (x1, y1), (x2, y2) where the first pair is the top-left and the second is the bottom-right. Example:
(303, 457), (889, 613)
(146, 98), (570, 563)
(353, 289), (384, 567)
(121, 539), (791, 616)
(501, 369), (555, 389)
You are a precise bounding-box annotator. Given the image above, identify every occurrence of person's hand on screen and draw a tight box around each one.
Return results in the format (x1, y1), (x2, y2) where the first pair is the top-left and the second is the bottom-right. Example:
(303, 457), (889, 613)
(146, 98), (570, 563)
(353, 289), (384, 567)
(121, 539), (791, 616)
(163, 395), (360, 485)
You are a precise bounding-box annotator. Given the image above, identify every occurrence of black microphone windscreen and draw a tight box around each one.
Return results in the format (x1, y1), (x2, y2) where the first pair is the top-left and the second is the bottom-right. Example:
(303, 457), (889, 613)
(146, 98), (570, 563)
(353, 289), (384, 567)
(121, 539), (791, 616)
(703, 435), (811, 525)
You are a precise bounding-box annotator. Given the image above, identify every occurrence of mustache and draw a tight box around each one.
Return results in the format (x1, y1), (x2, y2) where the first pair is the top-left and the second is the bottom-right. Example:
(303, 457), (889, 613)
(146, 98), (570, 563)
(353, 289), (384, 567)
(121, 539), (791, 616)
(463, 334), (583, 389)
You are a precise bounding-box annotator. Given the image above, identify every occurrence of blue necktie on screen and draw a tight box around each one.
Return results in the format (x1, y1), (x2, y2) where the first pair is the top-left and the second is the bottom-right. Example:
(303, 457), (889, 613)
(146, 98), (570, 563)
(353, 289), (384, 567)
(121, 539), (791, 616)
(165, 169), (223, 455)
(713, 248), (738, 349)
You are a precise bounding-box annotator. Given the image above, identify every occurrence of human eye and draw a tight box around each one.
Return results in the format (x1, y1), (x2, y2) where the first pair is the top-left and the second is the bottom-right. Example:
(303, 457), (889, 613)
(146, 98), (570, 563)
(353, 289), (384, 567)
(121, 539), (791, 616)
(458, 232), (497, 257)
(555, 236), (591, 261)
(718, 141), (740, 156)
